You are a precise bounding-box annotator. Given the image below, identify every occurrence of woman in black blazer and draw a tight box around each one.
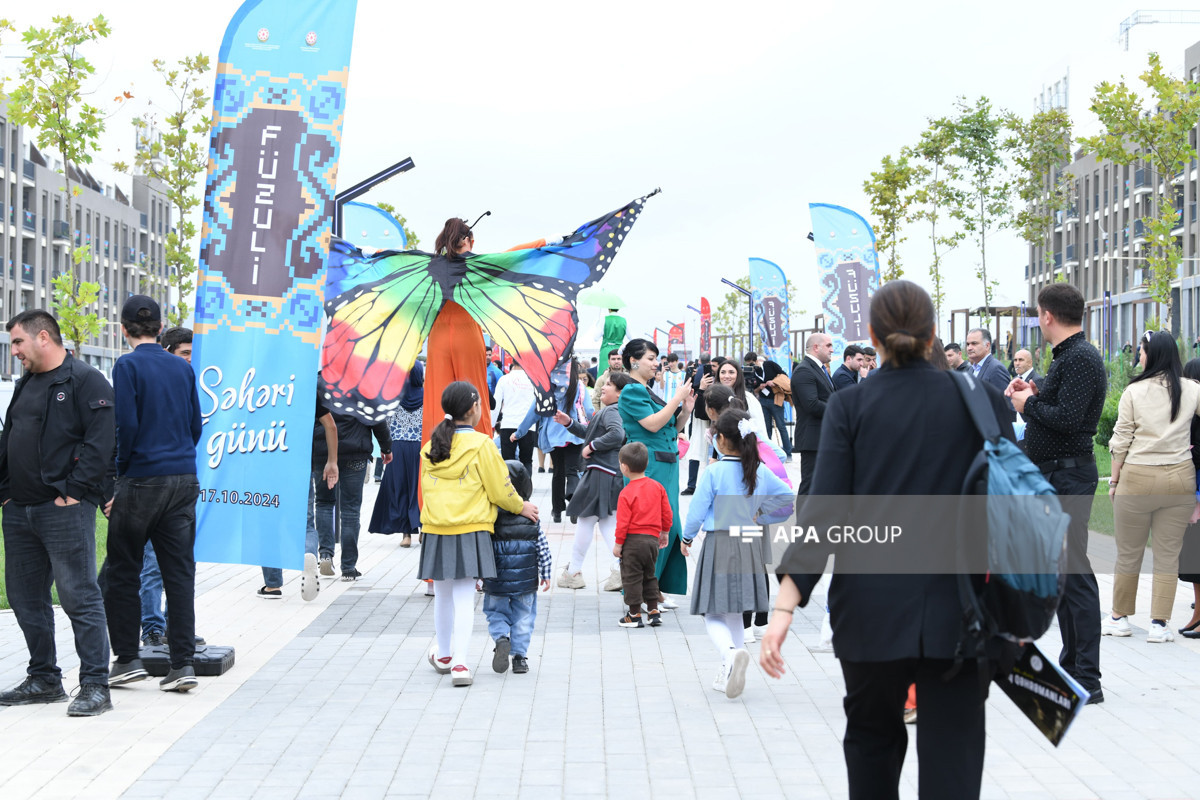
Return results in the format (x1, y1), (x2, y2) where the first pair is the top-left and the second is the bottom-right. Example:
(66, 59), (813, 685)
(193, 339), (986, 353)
(760, 281), (1014, 800)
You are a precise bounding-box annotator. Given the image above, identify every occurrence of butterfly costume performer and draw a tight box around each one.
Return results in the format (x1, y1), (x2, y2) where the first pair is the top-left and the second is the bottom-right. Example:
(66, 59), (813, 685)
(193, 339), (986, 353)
(319, 191), (659, 425)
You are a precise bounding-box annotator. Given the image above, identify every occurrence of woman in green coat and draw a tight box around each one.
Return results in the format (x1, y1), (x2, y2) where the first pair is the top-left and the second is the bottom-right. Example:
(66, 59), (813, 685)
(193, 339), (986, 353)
(618, 338), (695, 598)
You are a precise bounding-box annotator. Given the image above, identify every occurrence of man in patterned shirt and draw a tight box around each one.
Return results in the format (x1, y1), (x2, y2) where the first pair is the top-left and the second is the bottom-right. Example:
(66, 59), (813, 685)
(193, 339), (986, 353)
(1009, 283), (1107, 703)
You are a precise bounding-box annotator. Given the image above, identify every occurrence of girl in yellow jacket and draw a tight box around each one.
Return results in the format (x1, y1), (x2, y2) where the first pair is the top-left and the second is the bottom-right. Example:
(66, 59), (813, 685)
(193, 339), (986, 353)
(420, 381), (539, 686)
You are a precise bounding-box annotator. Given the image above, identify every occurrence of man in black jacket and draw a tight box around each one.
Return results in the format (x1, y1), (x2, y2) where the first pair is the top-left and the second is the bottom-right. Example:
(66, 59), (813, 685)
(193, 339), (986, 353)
(0, 310), (116, 716)
(791, 333), (834, 495)
(313, 411), (391, 581)
(831, 344), (866, 391)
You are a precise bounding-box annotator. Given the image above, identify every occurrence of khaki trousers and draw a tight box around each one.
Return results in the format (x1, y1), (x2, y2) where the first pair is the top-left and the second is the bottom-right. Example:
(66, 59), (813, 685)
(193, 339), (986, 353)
(1112, 460), (1195, 620)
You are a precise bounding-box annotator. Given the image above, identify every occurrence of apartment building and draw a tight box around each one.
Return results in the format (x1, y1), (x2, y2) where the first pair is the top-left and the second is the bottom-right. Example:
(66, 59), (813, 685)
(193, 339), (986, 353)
(1027, 40), (1200, 353)
(0, 97), (172, 378)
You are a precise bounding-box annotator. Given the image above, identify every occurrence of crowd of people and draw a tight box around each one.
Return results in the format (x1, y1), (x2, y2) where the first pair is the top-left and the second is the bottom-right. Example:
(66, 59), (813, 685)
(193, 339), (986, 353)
(7, 272), (1200, 800)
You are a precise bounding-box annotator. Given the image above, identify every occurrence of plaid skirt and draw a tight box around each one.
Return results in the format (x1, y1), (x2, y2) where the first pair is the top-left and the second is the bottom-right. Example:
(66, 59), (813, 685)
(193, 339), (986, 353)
(418, 530), (497, 581)
(689, 530), (771, 616)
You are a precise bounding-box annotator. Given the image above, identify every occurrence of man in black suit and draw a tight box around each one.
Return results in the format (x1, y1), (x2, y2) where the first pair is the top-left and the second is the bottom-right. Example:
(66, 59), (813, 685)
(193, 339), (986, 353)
(1011, 348), (1041, 387)
(944, 342), (970, 372)
(791, 332), (834, 495)
(964, 328), (1012, 396)
(830, 344), (866, 391)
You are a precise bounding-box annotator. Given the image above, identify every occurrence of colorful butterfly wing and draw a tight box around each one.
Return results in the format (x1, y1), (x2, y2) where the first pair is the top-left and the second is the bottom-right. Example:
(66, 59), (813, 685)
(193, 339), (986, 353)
(320, 250), (443, 421)
(459, 191), (658, 413)
(452, 272), (578, 415)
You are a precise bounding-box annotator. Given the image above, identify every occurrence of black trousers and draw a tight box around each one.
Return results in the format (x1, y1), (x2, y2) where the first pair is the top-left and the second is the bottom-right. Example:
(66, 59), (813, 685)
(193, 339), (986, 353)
(1047, 463), (1101, 693)
(500, 428), (537, 475)
(549, 444), (582, 514)
(839, 658), (987, 800)
(797, 449), (817, 496)
(103, 474), (201, 669)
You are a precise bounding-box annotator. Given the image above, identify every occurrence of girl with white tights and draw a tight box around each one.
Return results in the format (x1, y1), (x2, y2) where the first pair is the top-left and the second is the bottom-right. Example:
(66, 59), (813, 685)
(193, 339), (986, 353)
(419, 381), (539, 686)
(555, 372), (631, 590)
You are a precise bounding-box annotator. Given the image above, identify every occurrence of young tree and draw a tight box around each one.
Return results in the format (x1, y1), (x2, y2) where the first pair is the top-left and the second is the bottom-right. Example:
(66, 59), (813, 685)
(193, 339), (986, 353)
(1080, 52), (1200, 328)
(948, 96), (1012, 324)
(910, 117), (963, 330)
(113, 54), (211, 326)
(862, 151), (920, 281)
(6, 15), (114, 348)
(1004, 107), (1074, 277)
(373, 202), (421, 250)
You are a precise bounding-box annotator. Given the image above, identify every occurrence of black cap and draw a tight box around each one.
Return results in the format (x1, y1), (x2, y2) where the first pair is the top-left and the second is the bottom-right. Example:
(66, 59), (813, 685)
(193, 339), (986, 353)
(121, 294), (161, 324)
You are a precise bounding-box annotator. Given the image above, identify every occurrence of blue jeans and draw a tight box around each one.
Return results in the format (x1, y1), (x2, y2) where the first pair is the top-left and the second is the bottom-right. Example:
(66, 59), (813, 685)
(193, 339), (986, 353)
(483, 592), (538, 656)
(140, 541), (166, 635)
(3, 500), (110, 685)
(104, 474), (200, 668)
(760, 398), (792, 455)
(318, 459), (368, 573)
(262, 470), (321, 589)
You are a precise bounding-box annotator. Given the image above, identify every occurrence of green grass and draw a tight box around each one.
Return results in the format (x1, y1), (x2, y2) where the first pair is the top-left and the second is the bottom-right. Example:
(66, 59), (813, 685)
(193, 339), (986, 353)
(0, 509), (108, 610)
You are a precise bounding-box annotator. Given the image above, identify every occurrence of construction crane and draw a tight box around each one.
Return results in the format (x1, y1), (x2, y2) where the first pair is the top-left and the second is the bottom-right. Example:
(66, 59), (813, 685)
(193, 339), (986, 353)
(1118, 10), (1200, 50)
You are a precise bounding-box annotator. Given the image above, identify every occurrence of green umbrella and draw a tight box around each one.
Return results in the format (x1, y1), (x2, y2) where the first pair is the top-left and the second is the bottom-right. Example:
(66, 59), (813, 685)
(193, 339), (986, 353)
(579, 287), (626, 310)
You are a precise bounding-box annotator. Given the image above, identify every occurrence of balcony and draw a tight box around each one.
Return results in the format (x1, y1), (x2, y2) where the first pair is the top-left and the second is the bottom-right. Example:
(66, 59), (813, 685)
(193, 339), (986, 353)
(22, 160), (35, 182)
(139, 213), (147, 230)
(52, 220), (69, 241)
(22, 210), (35, 233)
(21, 264), (33, 285)
(1065, 205), (1079, 223)
(1133, 218), (1146, 241)
(1054, 252), (1063, 269)
(1133, 168), (1153, 196)
(1065, 244), (1078, 266)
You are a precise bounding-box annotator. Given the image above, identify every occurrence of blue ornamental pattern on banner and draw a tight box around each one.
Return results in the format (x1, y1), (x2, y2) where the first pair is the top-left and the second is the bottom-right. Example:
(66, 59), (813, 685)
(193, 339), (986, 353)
(191, 0), (359, 570)
(809, 203), (880, 360)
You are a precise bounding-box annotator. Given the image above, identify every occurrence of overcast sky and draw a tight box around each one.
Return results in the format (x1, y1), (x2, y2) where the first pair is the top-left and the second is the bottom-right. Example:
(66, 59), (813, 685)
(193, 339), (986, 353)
(5, 1), (1200, 353)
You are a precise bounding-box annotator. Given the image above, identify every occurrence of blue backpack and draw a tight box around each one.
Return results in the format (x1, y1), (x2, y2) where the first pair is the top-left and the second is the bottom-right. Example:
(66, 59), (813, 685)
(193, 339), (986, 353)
(949, 371), (1070, 646)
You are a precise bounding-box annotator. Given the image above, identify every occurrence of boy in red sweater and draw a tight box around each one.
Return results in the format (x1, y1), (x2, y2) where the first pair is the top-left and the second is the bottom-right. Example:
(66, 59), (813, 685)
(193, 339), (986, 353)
(613, 442), (672, 628)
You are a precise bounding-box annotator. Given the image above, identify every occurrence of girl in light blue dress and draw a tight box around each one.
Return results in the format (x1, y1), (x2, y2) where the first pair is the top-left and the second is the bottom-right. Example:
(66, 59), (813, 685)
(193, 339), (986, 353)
(682, 407), (793, 699)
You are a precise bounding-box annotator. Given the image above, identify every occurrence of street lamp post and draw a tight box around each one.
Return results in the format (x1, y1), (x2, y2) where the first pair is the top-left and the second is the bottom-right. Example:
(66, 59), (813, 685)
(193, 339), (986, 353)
(720, 277), (753, 355)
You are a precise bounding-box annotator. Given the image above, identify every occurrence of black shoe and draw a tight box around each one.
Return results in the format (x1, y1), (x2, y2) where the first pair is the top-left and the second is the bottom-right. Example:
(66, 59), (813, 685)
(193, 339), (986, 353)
(538, 467), (546, 473)
(619, 613), (644, 628)
(160, 666), (199, 692)
(681, 487), (695, 496)
(647, 610), (663, 627)
(109, 658), (149, 686)
(552, 511), (562, 523)
(1086, 689), (1105, 705)
(341, 569), (362, 582)
(0, 675), (67, 706)
(68, 684), (113, 716)
(195, 635), (207, 646)
(492, 636), (511, 673)
(257, 585), (282, 599)
(141, 631), (166, 648)
(512, 655), (529, 674)
(569, 516), (577, 524)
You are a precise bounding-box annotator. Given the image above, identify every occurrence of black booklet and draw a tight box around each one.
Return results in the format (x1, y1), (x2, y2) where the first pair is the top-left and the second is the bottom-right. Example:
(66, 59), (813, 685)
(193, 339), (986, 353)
(995, 642), (1089, 746)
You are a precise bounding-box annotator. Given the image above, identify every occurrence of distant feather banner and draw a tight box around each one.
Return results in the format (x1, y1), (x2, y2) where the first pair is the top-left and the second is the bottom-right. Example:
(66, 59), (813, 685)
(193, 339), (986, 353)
(191, 0), (358, 569)
(748, 257), (791, 368)
(700, 296), (711, 355)
(809, 203), (880, 359)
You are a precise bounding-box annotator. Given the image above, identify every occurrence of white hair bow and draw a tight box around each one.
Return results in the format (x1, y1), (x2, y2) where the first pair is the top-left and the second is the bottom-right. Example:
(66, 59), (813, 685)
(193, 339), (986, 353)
(736, 418), (755, 438)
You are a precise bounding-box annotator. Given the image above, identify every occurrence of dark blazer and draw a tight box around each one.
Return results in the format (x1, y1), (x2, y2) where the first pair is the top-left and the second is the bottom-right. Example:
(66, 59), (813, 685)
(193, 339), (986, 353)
(970, 354), (1012, 396)
(790, 357), (833, 452)
(1015, 370), (1043, 389)
(954, 362), (970, 372)
(780, 360), (1014, 662)
(831, 363), (859, 391)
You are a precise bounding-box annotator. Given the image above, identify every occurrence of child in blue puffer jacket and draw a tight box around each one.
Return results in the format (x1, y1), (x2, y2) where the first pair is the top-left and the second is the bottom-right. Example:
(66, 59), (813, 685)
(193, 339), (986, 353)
(482, 460), (552, 674)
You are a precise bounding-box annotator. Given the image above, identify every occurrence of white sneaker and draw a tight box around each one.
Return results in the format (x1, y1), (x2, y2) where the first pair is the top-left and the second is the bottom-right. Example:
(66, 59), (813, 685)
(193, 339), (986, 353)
(428, 646), (452, 674)
(725, 649), (750, 699)
(556, 568), (586, 590)
(1148, 621), (1174, 643)
(743, 627), (756, 644)
(301, 553), (319, 602)
(1101, 615), (1133, 637)
(660, 596), (679, 610)
(318, 556), (335, 578)
(711, 663), (729, 693)
(451, 664), (473, 686)
(602, 567), (623, 592)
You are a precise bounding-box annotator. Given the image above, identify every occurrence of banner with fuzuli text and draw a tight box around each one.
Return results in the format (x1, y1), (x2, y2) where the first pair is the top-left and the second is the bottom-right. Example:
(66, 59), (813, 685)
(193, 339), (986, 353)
(191, 0), (359, 568)
(748, 257), (791, 369)
(808, 204), (879, 360)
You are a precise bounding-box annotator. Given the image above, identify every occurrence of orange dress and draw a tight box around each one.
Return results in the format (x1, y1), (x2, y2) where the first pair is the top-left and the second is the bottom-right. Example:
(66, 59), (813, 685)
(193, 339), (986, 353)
(421, 300), (493, 445)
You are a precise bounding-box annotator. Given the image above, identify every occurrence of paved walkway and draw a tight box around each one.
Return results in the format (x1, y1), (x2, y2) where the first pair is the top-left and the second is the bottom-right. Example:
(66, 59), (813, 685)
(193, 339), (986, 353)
(2, 462), (1200, 799)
